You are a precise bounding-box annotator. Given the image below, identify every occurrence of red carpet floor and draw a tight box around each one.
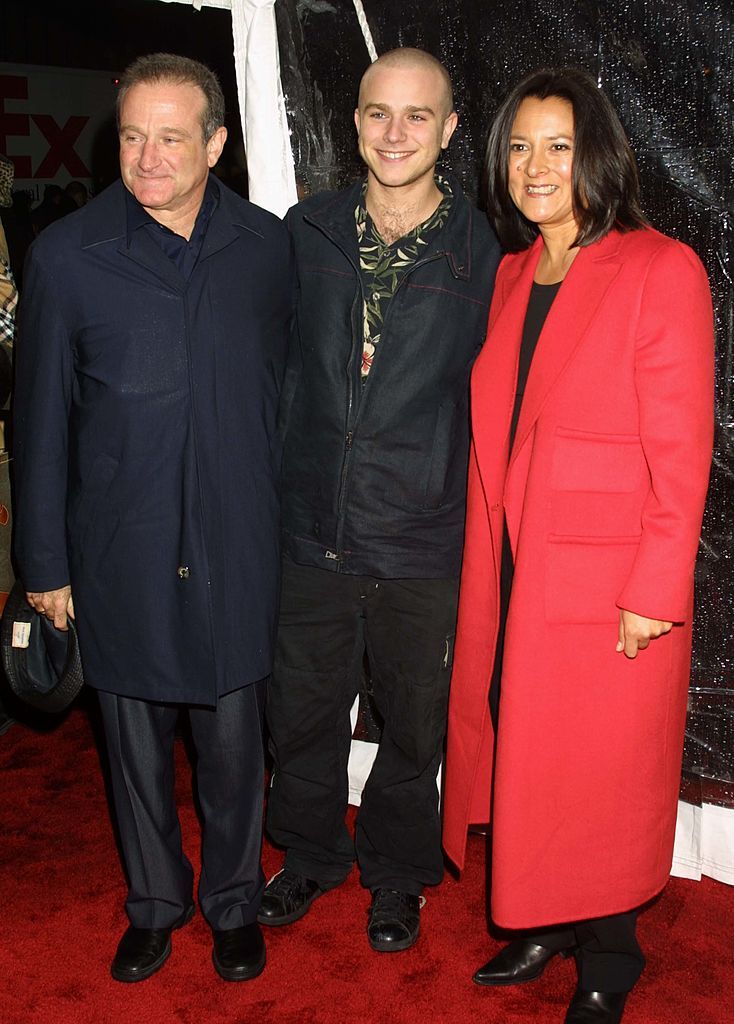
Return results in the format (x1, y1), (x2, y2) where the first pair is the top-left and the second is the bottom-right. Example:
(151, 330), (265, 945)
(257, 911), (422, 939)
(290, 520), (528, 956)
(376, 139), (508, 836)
(1, 707), (731, 1024)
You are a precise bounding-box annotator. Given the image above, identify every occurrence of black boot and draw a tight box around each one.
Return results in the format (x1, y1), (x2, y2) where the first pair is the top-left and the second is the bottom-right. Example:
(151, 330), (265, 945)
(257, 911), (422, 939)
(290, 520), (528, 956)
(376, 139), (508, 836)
(473, 938), (571, 986)
(565, 988), (628, 1023)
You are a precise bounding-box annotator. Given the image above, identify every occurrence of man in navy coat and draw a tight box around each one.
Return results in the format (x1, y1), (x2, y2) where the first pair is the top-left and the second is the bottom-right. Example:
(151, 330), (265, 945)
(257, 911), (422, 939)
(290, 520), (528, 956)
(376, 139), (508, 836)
(12, 54), (292, 983)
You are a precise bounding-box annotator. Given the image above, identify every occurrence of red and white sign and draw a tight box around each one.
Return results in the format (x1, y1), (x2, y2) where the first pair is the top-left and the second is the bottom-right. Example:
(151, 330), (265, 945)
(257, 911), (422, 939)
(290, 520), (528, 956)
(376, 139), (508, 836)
(0, 62), (119, 202)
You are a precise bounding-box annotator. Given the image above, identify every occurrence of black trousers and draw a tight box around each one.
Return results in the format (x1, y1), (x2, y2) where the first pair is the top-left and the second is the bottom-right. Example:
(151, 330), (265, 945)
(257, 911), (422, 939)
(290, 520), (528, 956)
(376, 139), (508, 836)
(526, 910), (645, 993)
(98, 681), (266, 931)
(265, 558), (459, 895)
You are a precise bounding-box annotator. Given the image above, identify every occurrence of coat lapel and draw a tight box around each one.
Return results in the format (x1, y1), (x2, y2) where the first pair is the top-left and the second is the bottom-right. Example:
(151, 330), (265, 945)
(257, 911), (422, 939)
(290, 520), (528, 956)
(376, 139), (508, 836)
(118, 229), (186, 294)
(77, 180), (184, 295)
(471, 241), (540, 487)
(199, 180), (265, 263)
(509, 231), (623, 467)
(105, 176), (260, 292)
(198, 217), (244, 263)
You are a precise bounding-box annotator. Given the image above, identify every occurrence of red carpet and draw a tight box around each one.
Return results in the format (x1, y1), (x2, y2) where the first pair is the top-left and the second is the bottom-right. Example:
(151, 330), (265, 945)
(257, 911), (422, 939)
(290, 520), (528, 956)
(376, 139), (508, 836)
(0, 707), (731, 1024)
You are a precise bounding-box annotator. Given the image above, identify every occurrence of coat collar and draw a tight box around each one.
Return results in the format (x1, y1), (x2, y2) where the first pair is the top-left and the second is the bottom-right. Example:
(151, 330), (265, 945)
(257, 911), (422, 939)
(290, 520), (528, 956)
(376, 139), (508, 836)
(298, 174), (475, 282)
(504, 231), (624, 466)
(80, 177), (266, 292)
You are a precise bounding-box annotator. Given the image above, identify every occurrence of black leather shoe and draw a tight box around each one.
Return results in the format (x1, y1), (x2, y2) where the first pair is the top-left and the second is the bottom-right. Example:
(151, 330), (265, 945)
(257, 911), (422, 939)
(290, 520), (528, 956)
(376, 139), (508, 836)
(212, 922), (266, 981)
(257, 870), (323, 926)
(472, 939), (570, 986)
(367, 889), (422, 952)
(111, 904), (194, 983)
(565, 988), (628, 1023)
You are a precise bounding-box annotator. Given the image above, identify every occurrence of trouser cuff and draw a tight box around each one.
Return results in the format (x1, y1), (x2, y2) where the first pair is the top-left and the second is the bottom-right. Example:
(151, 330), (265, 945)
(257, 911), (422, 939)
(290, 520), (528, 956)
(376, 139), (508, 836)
(283, 851), (352, 890)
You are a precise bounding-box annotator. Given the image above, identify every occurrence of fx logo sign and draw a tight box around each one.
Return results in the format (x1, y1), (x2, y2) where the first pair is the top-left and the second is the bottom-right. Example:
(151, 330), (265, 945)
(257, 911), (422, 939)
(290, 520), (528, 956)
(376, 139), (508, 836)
(1, 74), (91, 178)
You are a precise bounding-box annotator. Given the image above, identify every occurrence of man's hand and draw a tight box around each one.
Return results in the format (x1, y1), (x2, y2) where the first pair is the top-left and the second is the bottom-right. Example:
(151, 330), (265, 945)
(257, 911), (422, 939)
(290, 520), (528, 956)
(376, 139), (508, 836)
(26, 586), (75, 630)
(616, 609), (672, 659)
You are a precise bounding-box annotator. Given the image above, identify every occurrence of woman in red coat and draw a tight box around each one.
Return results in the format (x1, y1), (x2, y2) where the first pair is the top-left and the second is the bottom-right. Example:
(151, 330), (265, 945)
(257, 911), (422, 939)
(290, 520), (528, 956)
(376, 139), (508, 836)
(442, 68), (714, 1024)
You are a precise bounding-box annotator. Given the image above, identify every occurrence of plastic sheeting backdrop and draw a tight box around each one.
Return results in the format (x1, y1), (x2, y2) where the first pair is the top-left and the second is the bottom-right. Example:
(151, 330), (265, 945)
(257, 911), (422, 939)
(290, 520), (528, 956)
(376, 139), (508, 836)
(275, 0), (734, 805)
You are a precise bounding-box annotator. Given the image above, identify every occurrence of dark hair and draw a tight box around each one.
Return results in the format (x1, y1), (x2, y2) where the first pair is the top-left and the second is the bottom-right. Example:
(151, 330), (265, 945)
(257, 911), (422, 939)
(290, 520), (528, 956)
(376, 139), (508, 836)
(116, 53), (225, 142)
(485, 66), (647, 251)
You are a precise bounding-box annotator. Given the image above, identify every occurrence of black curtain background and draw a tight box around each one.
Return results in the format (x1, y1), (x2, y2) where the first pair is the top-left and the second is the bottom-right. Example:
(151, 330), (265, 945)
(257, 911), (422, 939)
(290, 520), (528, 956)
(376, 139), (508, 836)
(276, 0), (734, 805)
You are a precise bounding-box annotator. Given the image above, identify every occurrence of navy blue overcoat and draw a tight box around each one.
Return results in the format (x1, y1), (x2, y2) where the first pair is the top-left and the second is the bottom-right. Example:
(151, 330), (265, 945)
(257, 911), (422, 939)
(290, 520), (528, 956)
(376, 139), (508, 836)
(13, 177), (292, 704)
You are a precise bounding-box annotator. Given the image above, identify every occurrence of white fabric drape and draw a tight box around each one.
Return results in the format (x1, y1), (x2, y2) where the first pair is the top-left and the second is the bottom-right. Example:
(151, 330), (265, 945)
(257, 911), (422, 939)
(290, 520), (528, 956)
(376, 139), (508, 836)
(347, 697), (377, 807)
(671, 801), (734, 885)
(158, 1), (231, 11)
(230, 0), (297, 215)
(158, 0), (297, 216)
(347, 697), (442, 807)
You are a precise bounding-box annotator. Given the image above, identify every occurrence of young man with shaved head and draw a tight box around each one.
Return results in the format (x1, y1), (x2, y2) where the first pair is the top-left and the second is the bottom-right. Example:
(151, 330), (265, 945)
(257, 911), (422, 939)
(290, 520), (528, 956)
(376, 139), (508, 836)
(262, 48), (500, 951)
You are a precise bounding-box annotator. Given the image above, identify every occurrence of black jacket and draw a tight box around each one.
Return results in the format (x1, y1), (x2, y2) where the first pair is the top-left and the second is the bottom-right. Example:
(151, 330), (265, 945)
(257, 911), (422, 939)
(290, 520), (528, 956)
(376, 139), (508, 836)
(281, 178), (501, 578)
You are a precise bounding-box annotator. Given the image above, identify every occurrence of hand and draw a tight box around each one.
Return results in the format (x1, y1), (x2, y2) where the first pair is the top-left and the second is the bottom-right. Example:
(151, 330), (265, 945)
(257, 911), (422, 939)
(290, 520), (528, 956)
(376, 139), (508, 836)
(25, 586), (75, 630)
(616, 608), (672, 659)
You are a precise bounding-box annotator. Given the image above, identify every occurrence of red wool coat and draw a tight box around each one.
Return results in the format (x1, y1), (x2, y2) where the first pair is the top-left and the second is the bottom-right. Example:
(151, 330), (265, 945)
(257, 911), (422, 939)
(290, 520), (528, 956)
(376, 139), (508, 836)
(442, 228), (714, 929)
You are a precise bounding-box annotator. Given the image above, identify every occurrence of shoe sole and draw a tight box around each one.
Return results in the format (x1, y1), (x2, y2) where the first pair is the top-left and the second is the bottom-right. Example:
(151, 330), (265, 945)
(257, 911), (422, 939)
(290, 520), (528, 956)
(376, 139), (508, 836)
(110, 904), (195, 983)
(472, 968), (546, 987)
(212, 947), (266, 982)
(257, 889), (322, 927)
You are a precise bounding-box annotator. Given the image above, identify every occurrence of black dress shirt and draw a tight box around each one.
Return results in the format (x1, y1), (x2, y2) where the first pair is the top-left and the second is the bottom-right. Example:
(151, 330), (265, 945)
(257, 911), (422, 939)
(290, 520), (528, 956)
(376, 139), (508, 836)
(124, 179), (218, 280)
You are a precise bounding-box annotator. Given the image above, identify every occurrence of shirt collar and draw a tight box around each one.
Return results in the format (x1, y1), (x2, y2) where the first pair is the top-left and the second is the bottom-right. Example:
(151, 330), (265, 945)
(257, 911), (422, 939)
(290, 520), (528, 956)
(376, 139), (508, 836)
(124, 178), (218, 246)
(355, 173), (454, 237)
(358, 173), (453, 209)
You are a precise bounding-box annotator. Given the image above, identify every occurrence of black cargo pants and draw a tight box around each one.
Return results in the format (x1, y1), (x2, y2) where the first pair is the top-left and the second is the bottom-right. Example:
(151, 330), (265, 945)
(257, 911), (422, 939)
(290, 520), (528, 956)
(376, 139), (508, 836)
(265, 557), (459, 896)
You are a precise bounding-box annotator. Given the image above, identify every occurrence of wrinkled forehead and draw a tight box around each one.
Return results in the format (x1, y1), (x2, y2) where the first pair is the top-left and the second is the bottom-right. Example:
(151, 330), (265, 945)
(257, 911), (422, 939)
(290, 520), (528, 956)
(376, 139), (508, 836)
(120, 79), (207, 126)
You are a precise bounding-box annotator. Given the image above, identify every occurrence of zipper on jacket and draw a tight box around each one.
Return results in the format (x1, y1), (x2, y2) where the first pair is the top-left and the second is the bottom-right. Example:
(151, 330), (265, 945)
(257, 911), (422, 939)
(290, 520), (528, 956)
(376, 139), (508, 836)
(357, 252), (446, 412)
(302, 214), (452, 567)
(333, 284), (362, 564)
(337, 429), (354, 511)
(334, 251), (448, 562)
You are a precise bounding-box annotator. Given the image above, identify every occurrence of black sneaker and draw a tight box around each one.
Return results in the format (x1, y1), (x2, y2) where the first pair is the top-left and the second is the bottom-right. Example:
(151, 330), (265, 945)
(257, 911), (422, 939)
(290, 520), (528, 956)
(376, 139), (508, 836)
(367, 888), (423, 952)
(257, 870), (323, 926)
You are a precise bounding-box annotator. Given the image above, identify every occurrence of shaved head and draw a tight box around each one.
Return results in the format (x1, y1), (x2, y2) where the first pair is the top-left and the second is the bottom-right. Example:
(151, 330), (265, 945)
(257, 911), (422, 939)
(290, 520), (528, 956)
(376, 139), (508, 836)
(354, 46), (459, 198)
(359, 47), (454, 118)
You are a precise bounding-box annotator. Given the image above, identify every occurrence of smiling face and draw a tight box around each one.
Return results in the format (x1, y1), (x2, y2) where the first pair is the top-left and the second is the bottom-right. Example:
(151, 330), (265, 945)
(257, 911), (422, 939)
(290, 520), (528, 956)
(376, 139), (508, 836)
(354, 63), (457, 193)
(508, 95), (579, 245)
(119, 80), (226, 228)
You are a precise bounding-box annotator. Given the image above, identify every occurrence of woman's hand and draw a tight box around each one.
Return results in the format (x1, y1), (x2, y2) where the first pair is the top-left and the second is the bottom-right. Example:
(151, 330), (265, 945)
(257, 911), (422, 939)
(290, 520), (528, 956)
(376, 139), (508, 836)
(616, 609), (673, 659)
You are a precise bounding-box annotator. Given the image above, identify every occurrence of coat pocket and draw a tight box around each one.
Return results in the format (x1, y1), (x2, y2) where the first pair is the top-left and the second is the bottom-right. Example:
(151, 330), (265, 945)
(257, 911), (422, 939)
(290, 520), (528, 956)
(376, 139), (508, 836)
(551, 427), (645, 493)
(421, 400), (459, 510)
(545, 533), (640, 624)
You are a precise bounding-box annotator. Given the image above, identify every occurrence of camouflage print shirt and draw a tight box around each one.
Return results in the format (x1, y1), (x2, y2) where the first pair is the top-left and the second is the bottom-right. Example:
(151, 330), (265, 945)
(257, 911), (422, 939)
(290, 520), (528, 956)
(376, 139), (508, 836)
(355, 175), (453, 381)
